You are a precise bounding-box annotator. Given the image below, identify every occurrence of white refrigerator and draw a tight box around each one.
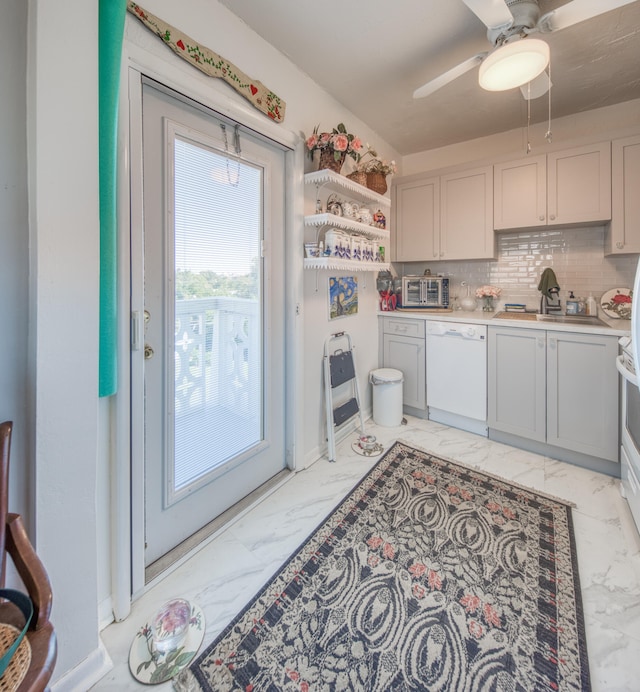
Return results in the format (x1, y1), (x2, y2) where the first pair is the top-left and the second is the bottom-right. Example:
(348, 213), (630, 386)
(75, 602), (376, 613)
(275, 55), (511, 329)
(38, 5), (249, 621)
(619, 257), (640, 533)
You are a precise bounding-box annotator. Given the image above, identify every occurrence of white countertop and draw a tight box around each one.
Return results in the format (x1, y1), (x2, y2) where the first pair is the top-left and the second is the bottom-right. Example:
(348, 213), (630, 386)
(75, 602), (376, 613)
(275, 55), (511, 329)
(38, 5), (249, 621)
(378, 309), (631, 337)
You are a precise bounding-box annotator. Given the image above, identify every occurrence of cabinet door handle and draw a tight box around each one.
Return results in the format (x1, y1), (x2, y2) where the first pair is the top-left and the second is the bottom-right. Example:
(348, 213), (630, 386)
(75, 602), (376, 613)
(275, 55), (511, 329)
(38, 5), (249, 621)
(617, 241), (624, 249)
(539, 215), (545, 221)
(549, 214), (556, 221)
(537, 336), (545, 348)
(549, 337), (556, 349)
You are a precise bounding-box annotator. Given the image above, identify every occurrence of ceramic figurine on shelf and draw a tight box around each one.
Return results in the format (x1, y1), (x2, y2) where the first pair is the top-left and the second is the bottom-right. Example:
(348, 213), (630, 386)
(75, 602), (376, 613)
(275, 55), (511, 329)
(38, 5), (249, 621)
(373, 210), (386, 229)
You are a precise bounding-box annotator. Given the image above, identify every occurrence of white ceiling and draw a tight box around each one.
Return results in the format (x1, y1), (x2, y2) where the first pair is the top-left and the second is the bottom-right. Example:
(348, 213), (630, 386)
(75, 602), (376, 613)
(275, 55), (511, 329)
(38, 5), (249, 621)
(218, 0), (640, 155)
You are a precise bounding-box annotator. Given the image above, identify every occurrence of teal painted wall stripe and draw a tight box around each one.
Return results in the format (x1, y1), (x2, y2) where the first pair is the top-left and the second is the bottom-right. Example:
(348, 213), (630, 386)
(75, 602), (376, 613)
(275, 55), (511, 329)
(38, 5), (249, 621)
(98, 0), (126, 397)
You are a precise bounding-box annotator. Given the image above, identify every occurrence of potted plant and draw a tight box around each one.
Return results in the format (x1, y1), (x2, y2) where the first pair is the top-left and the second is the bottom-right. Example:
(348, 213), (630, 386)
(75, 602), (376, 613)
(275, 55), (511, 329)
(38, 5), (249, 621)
(305, 123), (362, 174)
(346, 143), (378, 186)
(363, 158), (397, 195)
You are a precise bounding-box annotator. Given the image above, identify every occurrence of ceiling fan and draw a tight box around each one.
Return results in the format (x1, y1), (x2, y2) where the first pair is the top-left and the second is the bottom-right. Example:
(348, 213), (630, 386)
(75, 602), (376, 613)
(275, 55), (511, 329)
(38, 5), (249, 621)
(413, 0), (636, 100)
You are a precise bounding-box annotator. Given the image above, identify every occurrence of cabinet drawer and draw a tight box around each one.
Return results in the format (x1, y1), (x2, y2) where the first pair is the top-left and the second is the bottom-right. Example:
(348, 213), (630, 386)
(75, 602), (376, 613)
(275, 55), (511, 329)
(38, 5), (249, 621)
(383, 317), (425, 338)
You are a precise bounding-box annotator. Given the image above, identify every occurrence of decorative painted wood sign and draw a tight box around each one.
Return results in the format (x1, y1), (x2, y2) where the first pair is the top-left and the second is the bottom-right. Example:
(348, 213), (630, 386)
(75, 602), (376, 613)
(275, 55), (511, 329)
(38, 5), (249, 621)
(127, 3), (286, 123)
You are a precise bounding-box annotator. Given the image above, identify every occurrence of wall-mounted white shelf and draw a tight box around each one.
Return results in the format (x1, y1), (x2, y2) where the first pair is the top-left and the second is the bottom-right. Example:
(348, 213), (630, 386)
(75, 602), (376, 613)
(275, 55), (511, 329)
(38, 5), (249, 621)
(304, 170), (391, 272)
(304, 213), (390, 241)
(304, 170), (391, 209)
(304, 258), (391, 272)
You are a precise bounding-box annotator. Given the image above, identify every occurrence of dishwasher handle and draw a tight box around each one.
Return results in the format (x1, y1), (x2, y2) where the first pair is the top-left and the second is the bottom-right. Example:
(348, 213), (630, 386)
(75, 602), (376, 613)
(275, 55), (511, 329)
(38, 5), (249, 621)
(427, 323), (482, 340)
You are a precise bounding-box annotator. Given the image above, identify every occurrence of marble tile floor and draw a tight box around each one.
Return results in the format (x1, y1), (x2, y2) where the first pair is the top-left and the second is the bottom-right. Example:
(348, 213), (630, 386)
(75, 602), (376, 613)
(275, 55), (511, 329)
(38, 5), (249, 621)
(93, 416), (640, 691)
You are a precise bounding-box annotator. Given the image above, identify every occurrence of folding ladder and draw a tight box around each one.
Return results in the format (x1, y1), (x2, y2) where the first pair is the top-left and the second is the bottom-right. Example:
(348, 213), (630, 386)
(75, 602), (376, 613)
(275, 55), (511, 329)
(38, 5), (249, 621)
(323, 332), (365, 462)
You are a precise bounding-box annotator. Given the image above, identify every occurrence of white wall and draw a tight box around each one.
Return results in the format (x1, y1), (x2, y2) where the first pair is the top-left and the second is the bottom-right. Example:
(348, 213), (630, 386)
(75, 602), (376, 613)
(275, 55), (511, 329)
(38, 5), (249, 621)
(402, 99), (640, 175)
(27, 0), (102, 684)
(0, 1), (30, 525)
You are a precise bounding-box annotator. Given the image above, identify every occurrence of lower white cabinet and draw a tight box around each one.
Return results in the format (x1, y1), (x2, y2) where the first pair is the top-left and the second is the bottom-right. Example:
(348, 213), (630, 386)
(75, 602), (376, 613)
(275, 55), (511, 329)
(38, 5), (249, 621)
(546, 331), (618, 461)
(381, 317), (426, 413)
(488, 326), (619, 462)
(487, 327), (546, 441)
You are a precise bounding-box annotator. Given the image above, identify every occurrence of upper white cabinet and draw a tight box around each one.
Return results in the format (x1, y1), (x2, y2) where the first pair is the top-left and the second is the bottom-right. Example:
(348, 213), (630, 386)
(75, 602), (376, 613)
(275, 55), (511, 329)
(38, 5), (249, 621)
(393, 176), (439, 262)
(494, 142), (611, 230)
(493, 155), (546, 230)
(440, 166), (494, 260)
(606, 134), (640, 255)
(393, 165), (495, 262)
(547, 143), (611, 226)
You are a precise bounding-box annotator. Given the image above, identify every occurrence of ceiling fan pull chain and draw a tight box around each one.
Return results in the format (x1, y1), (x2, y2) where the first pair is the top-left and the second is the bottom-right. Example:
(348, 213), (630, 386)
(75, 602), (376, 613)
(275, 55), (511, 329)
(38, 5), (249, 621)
(545, 61), (553, 144)
(526, 82), (531, 154)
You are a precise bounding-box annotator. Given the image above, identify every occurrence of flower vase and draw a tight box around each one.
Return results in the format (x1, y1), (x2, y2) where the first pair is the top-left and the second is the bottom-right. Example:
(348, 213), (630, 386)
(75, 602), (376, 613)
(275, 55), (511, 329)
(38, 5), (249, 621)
(318, 148), (346, 174)
(482, 296), (494, 312)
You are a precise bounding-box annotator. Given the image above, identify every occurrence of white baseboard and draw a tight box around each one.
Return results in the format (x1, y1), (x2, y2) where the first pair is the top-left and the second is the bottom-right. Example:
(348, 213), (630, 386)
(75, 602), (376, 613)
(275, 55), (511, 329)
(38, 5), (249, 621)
(51, 639), (112, 692)
(98, 596), (115, 631)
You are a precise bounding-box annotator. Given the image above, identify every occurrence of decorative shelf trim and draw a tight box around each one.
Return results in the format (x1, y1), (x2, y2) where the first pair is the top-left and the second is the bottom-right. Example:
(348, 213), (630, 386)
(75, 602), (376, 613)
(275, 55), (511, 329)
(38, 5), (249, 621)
(304, 214), (390, 240)
(303, 258), (390, 272)
(304, 170), (391, 208)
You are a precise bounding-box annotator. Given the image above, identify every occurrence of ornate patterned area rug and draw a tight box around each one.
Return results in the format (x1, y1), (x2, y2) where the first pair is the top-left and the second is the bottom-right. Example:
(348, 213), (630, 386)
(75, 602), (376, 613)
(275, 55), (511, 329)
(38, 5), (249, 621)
(175, 441), (590, 691)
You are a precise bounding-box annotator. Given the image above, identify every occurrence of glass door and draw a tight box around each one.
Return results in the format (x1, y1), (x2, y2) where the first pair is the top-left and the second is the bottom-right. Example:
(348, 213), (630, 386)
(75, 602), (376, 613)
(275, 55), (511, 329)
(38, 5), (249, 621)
(141, 82), (286, 570)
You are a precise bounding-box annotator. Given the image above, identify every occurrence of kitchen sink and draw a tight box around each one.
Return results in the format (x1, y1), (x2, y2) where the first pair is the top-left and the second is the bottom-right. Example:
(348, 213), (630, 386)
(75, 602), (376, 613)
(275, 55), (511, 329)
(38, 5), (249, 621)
(492, 311), (610, 328)
(535, 313), (610, 327)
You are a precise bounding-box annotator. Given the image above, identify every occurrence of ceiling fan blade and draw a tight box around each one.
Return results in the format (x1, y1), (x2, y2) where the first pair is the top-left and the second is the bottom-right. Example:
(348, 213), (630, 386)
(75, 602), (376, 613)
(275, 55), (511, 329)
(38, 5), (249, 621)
(538, 0), (637, 33)
(519, 70), (552, 100)
(462, 0), (514, 29)
(413, 53), (487, 99)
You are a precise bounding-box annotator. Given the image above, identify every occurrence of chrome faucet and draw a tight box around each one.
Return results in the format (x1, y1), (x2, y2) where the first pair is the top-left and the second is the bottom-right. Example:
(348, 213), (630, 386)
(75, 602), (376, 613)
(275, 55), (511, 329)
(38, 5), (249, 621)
(540, 288), (561, 314)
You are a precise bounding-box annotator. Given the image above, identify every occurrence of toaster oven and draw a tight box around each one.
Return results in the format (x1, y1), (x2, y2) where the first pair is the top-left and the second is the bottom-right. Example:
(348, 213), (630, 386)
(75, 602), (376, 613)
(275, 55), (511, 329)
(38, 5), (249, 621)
(400, 276), (449, 308)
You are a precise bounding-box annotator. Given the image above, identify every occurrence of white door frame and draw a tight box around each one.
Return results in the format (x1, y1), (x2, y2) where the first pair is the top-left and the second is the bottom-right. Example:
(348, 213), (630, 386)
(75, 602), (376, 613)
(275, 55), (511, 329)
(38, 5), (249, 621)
(112, 31), (304, 620)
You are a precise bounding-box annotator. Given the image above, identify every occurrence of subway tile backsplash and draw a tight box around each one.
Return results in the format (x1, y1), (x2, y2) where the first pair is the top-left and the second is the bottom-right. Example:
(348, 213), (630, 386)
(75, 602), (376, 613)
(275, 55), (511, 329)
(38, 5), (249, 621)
(396, 226), (638, 310)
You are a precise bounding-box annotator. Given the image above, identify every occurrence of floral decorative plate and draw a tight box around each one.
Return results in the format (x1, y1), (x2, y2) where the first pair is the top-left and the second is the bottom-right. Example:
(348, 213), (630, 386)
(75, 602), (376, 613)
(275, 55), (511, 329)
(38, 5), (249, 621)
(600, 287), (632, 319)
(129, 602), (204, 685)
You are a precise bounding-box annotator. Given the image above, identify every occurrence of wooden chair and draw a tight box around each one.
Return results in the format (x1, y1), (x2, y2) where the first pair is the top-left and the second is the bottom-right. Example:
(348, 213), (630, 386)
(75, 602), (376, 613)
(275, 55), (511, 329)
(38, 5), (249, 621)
(0, 422), (56, 691)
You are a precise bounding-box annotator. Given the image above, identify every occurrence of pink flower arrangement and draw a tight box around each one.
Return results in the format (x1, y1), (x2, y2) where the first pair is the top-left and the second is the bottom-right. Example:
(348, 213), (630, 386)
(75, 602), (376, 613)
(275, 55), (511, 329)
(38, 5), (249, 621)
(362, 158), (397, 176)
(475, 285), (501, 299)
(305, 123), (362, 163)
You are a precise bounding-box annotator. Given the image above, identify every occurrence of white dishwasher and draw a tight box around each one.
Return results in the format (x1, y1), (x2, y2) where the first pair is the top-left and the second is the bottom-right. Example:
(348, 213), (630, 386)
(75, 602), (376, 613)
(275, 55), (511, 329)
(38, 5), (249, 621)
(426, 321), (488, 436)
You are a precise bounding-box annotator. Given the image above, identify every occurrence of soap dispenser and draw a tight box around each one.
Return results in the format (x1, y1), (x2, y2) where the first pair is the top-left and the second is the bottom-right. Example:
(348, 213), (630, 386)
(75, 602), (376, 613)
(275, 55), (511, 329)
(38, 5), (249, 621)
(566, 291), (578, 315)
(586, 294), (598, 316)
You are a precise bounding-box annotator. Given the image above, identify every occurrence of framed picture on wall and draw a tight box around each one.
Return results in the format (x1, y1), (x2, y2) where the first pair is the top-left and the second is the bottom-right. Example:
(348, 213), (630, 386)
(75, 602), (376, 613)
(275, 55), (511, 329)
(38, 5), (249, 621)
(328, 276), (358, 320)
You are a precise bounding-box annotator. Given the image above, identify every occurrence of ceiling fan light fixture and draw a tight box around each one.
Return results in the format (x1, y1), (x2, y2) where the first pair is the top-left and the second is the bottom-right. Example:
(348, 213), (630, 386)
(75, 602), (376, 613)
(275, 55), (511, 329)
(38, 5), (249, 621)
(478, 38), (549, 91)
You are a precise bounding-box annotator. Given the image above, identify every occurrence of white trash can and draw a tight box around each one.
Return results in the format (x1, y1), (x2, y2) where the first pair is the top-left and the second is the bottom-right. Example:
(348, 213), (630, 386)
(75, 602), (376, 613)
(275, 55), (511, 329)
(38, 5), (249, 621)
(370, 368), (404, 427)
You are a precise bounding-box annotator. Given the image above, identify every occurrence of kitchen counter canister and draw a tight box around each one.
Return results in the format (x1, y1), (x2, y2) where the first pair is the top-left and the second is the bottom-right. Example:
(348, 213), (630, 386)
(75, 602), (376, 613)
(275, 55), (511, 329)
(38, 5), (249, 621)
(377, 310), (630, 338)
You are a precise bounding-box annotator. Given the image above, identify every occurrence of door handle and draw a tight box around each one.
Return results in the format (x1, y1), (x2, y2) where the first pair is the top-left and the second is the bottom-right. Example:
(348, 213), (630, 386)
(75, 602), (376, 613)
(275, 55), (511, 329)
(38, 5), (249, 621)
(145, 344), (155, 360)
(131, 311), (142, 351)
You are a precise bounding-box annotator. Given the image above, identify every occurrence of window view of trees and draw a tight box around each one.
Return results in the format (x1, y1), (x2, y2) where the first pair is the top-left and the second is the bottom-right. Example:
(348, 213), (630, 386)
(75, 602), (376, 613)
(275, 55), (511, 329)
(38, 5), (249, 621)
(176, 263), (259, 301)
